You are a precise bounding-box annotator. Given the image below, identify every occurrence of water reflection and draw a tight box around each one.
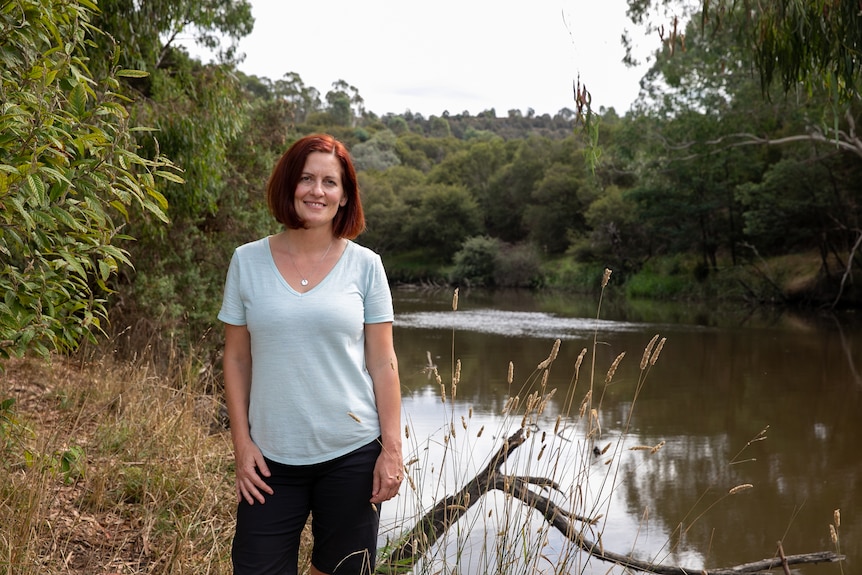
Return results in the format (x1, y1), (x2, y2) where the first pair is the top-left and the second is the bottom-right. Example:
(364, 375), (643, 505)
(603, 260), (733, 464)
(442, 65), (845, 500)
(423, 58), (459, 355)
(397, 308), (657, 339)
(384, 288), (861, 574)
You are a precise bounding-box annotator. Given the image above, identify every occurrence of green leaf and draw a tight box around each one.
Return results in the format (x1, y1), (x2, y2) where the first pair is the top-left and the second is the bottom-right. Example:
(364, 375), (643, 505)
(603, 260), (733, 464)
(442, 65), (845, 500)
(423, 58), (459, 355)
(98, 260), (113, 282)
(26, 174), (48, 208)
(116, 69), (149, 78)
(69, 82), (88, 117)
(109, 200), (129, 218)
(154, 170), (185, 184)
(58, 252), (88, 280)
(10, 197), (36, 229)
(50, 207), (84, 231)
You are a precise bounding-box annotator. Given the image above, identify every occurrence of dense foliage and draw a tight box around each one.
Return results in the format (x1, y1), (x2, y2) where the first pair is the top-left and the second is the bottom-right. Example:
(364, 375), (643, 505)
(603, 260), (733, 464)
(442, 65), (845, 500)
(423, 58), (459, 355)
(2, 0), (861, 362)
(0, 0), (177, 361)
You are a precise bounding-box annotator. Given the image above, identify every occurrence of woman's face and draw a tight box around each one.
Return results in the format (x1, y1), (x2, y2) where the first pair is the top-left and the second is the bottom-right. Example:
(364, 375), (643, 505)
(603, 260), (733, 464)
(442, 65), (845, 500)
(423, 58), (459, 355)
(294, 151), (347, 230)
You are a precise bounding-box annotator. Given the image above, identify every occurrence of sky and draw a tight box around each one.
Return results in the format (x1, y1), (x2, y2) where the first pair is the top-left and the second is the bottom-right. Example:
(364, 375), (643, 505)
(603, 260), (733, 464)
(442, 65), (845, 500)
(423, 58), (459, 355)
(193, 0), (655, 118)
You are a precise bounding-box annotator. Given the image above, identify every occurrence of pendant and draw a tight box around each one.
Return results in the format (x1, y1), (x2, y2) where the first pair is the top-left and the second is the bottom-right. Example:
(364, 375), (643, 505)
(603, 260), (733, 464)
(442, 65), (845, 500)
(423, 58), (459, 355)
(301, 279), (309, 286)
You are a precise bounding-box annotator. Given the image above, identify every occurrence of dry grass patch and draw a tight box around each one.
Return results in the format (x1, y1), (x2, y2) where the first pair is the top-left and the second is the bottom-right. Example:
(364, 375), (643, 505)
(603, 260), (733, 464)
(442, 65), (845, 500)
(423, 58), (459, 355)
(1, 353), (237, 574)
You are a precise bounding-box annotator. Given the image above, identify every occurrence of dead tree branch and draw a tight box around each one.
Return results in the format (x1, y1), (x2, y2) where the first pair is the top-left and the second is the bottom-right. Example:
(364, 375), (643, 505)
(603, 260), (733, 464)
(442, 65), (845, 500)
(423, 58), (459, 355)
(385, 428), (845, 574)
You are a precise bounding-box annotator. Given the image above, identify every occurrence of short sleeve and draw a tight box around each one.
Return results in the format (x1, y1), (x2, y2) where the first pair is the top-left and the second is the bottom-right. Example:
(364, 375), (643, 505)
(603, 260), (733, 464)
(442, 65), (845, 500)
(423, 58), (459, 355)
(363, 253), (394, 324)
(218, 250), (247, 326)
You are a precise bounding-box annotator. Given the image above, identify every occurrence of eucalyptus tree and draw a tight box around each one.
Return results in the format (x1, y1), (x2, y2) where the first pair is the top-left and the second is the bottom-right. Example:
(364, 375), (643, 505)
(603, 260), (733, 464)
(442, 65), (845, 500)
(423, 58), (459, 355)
(0, 0), (179, 361)
(83, 0), (259, 335)
(626, 0), (861, 101)
(626, 0), (861, 299)
(272, 71), (322, 125)
(318, 80), (365, 127)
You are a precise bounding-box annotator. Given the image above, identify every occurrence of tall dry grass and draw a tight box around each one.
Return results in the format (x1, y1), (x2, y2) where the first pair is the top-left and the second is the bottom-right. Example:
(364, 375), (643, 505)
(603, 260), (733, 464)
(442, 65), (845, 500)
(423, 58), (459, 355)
(1, 342), (238, 574)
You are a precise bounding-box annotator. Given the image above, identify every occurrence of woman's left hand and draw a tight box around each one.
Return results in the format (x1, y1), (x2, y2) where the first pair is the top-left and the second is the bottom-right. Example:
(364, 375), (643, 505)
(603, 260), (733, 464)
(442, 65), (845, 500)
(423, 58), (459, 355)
(370, 446), (403, 504)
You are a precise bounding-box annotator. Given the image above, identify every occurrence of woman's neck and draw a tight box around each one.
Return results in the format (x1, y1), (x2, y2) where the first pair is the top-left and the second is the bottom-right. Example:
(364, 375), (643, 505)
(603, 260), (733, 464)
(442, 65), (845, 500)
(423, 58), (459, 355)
(277, 228), (339, 255)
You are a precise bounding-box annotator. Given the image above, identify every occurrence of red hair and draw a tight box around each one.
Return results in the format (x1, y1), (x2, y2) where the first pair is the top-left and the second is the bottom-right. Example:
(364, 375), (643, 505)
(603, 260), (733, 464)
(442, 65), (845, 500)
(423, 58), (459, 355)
(267, 133), (365, 239)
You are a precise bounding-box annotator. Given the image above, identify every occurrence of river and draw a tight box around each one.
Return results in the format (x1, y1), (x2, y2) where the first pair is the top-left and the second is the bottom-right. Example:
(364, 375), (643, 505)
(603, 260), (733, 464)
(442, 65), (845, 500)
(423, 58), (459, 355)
(378, 287), (861, 575)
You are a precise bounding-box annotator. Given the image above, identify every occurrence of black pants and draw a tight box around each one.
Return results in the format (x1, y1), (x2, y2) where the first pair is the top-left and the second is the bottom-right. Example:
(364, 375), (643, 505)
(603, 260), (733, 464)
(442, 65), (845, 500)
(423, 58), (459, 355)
(232, 440), (381, 575)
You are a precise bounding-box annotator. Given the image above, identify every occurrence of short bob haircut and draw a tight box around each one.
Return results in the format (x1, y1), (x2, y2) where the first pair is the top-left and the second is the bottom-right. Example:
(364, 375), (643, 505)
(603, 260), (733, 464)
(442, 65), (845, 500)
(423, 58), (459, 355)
(267, 133), (365, 239)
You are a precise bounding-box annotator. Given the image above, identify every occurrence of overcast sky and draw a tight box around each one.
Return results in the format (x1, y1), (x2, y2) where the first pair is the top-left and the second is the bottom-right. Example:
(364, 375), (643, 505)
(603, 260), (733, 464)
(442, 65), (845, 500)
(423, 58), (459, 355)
(195, 0), (656, 117)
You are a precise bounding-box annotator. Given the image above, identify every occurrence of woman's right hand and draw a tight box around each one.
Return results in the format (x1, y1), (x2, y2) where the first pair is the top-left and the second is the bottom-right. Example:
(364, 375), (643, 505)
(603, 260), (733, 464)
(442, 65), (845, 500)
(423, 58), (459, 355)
(234, 439), (273, 505)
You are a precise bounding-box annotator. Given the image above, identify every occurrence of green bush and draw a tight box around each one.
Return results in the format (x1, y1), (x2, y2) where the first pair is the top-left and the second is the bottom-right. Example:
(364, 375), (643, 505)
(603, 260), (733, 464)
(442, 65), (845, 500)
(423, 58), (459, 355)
(495, 242), (543, 288)
(450, 236), (502, 287)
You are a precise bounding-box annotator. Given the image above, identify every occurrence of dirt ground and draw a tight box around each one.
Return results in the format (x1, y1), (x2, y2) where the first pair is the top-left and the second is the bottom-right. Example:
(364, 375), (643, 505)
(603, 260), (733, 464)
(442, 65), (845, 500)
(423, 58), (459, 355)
(3, 357), (189, 574)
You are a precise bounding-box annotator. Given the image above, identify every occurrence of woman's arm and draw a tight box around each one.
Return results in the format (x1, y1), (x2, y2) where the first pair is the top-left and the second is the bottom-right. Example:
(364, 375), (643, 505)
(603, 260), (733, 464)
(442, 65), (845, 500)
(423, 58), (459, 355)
(223, 323), (273, 504)
(365, 321), (403, 504)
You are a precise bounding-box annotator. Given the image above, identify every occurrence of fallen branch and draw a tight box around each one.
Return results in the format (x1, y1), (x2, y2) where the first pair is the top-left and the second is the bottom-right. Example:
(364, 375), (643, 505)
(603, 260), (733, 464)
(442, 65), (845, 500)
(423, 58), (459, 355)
(384, 428), (845, 574)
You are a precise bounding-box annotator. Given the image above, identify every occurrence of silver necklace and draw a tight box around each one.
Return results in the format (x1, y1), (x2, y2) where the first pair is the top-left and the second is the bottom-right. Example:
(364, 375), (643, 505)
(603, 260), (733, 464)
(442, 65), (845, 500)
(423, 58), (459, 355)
(287, 239), (334, 286)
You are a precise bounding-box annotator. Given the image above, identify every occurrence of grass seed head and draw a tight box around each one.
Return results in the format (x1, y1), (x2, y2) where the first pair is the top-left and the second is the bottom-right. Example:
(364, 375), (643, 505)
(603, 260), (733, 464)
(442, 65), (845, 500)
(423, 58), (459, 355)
(650, 337), (667, 366)
(537, 339), (561, 370)
(728, 483), (753, 495)
(641, 334), (659, 370)
(579, 390), (592, 418)
(605, 352), (625, 384)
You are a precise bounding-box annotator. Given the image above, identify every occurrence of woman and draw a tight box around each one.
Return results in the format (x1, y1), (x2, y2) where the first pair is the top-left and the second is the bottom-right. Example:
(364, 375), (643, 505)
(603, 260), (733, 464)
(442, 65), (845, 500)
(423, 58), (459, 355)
(219, 134), (403, 575)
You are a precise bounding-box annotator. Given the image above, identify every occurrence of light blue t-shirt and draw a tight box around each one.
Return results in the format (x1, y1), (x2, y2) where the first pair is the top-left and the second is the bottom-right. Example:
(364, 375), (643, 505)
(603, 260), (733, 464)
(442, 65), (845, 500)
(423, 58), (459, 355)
(218, 237), (394, 465)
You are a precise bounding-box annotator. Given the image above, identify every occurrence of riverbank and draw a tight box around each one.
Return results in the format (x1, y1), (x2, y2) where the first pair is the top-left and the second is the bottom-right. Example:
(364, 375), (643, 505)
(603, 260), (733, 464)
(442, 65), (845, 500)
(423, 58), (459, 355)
(386, 249), (862, 309)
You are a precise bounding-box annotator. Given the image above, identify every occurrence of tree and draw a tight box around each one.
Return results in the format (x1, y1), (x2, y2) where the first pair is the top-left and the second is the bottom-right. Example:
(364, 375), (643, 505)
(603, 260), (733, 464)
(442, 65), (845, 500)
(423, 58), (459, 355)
(625, 1), (861, 302)
(351, 130), (401, 172)
(404, 184), (482, 262)
(525, 161), (594, 255)
(481, 137), (553, 243)
(77, 0), (260, 337)
(318, 80), (365, 127)
(272, 71), (322, 124)
(0, 0), (177, 362)
(88, 0), (254, 74)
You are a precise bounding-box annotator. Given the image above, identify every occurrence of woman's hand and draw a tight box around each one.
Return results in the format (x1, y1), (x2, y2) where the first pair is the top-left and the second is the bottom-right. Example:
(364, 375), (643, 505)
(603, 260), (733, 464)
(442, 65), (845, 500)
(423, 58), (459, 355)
(234, 439), (273, 505)
(370, 445), (403, 504)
